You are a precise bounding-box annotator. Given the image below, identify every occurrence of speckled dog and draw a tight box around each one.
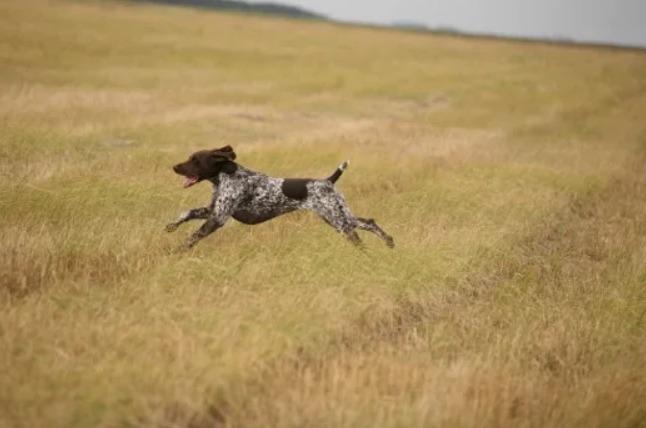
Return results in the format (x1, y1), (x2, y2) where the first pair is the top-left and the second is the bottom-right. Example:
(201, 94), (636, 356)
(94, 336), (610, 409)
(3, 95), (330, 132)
(166, 145), (395, 249)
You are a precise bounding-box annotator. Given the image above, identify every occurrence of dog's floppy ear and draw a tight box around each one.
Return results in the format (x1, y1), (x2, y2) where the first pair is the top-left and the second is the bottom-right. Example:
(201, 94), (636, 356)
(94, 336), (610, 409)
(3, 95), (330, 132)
(211, 145), (236, 161)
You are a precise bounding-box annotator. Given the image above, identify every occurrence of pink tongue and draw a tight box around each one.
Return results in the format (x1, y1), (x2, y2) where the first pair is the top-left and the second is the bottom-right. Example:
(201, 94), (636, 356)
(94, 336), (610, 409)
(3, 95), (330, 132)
(183, 176), (198, 188)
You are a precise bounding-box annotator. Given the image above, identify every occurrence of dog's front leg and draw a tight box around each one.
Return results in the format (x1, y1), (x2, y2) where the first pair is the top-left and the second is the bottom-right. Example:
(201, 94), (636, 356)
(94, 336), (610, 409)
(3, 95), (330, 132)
(185, 215), (229, 248)
(185, 185), (242, 248)
(165, 207), (211, 232)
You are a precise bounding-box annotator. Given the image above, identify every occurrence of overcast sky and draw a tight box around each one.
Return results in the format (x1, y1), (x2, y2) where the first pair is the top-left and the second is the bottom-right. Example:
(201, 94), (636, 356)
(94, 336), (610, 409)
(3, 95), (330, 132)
(249, 0), (646, 48)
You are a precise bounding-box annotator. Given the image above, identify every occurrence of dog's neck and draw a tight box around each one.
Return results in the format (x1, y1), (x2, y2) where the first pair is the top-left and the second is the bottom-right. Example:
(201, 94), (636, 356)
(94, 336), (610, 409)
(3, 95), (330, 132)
(207, 162), (261, 186)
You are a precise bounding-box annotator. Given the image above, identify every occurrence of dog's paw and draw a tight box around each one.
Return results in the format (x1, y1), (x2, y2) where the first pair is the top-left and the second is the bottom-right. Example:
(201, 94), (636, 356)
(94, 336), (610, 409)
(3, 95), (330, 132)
(184, 236), (199, 249)
(165, 223), (179, 233)
(385, 236), (395, 249)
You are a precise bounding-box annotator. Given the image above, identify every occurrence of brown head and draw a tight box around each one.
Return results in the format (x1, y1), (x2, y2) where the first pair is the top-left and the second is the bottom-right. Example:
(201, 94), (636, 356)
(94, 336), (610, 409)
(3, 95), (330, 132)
(172, 145), (237, 188)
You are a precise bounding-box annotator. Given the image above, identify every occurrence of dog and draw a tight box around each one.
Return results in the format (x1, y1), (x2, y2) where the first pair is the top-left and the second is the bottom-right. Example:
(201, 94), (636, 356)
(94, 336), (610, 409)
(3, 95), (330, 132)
(166, 145), (394, 249)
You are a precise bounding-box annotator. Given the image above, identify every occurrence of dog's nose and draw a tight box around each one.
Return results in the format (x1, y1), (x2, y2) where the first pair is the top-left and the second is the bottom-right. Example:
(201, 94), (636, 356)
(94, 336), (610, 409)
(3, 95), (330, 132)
(173, 164), (180, 173)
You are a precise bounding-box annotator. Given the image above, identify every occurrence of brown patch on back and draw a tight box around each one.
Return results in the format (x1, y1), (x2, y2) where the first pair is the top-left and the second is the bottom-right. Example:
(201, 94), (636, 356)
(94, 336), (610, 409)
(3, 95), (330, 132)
(281, 179), (311, 200)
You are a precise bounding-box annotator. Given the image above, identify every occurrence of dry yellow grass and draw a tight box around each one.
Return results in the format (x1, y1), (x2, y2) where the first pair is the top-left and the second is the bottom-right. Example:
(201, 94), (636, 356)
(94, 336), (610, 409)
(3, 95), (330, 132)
(1, 0), (646, 427)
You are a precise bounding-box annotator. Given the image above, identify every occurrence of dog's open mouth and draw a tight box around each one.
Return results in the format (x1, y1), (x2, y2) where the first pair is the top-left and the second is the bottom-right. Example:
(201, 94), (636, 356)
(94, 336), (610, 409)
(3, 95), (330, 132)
(183, 176), (199, 188)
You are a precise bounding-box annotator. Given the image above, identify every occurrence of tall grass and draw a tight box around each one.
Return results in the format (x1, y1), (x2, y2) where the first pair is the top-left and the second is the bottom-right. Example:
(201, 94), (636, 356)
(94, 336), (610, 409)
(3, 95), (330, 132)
(1, 0), (646, 426)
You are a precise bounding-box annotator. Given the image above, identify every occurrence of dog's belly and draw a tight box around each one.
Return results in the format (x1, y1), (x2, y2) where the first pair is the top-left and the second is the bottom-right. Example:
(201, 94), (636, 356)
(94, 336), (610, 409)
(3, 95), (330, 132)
(232, 206), (298, 225)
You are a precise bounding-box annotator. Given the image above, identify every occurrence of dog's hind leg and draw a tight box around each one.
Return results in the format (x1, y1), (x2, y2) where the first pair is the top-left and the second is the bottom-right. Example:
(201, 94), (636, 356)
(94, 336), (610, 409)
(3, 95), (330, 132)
(315, 210), (364, 246)
(344, 229), (363, 247)
(308, 195), (363, 247)
(356, 217), (395, 248)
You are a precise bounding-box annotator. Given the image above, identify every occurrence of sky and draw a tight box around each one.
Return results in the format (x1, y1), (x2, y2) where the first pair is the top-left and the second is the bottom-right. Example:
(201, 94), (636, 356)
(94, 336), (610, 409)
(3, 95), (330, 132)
(249, 0), (646, 48)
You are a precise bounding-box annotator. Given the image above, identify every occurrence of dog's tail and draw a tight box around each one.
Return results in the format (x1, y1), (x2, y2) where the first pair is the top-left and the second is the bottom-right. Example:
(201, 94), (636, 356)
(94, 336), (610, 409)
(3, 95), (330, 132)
(327, 161), (349, 184)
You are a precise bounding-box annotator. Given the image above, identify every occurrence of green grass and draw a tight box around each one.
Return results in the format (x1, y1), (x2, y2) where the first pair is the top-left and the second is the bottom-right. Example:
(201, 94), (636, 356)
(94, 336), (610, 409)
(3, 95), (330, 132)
(1, 0), (646, 426)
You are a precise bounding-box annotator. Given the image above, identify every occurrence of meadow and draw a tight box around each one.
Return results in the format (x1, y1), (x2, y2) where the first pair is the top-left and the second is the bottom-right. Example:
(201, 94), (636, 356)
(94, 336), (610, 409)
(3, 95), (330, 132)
(1, 0), (646, 426)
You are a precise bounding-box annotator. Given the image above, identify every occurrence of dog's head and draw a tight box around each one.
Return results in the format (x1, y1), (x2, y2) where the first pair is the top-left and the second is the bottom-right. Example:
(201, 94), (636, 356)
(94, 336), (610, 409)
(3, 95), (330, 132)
(172, 145), (237, 188)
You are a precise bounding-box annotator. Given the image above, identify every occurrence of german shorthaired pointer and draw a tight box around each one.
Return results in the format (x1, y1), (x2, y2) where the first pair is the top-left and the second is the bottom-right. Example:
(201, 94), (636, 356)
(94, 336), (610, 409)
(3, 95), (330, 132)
(166, 145), (394, 249)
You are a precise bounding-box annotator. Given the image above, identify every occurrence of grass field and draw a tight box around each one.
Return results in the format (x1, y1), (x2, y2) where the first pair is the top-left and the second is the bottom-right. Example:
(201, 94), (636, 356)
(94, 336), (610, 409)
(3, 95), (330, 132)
(2, 0), (646, 426)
